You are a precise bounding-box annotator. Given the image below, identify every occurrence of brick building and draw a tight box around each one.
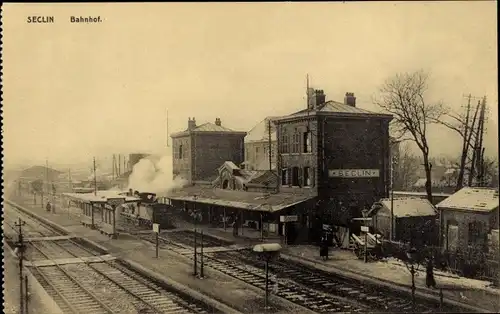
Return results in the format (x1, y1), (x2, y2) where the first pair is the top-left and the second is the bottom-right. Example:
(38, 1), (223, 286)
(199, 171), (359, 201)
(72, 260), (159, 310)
(436, 187), (499, 252)
(170, 117), (247, 183)
(244, 116), (280, 171)
(273, 89), (393, 230)
(369, 197), (438, 245)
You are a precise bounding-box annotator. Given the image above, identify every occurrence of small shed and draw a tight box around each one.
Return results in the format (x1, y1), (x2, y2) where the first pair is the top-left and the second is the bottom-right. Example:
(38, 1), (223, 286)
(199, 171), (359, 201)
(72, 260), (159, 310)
(370, 197), (438, 245)
(436, 187), (499, 252)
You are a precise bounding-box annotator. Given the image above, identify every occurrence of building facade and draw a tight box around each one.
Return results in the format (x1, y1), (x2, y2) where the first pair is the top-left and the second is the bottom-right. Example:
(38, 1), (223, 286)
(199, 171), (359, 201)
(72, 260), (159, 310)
(274, 89), (393, 227)
(171, 117), (247, 183)
(369, 197), (438, 245)
(244, 116), (279, 171)
(437, 187), (499, 252)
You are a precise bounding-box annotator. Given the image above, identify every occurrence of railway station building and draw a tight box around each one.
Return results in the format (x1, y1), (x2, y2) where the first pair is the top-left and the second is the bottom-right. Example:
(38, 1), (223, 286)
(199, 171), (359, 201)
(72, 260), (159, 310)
(273, 89), (393, 238)
(171, 117), (247, 183)
(167, 87), (393, 244)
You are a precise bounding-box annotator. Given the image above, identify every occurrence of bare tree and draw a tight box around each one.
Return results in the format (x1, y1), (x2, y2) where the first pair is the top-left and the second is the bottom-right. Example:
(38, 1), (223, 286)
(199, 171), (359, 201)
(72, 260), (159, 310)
(434, 97), (482, 190)
(374, 71), (447, 203)
(393, 143), (420, 190)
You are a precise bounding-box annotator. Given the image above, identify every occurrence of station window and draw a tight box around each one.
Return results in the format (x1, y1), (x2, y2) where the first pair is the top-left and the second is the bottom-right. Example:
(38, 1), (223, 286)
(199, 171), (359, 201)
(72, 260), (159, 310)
(303, 167), (311, 186)
(179, 144), (183, 159)
(303, 132), (312, 153)
(291, 167), (300, 186)
(468, 221), (486, 246)
(281, 168), (289, 185)
(281, 134), (289, 154)
(292, 133), (300, 153)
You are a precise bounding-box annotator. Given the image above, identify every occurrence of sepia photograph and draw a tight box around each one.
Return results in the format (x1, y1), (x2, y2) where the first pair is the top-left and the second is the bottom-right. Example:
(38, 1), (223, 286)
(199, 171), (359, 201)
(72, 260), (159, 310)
(1, 2), (498, 314)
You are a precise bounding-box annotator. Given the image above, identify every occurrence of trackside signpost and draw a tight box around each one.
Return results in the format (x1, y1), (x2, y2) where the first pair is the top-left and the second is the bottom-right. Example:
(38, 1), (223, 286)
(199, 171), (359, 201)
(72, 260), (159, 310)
(280, 215), (298, 245)
(153, 223), (160, 258)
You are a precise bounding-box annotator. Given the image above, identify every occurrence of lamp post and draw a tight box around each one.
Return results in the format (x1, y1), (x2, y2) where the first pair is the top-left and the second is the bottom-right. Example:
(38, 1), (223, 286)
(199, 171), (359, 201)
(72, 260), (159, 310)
(405, 247), (420, 309)
(390, 156), (397, 241)
(253, 243), (282, 311)
(200, 230), (204, 279)
(193, 227), (198, 277)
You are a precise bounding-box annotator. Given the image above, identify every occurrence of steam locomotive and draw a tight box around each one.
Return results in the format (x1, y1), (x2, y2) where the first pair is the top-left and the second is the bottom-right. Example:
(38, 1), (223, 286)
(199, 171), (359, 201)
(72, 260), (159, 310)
(118, 189), (175, 230)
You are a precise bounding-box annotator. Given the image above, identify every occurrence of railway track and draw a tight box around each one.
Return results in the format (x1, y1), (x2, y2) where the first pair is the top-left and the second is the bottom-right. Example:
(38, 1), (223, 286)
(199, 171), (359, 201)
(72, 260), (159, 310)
(4, 203), (217, 314)
(140, 232), (367, 313)
(3, 203), (61, 238)
(141, 230), (473, 313)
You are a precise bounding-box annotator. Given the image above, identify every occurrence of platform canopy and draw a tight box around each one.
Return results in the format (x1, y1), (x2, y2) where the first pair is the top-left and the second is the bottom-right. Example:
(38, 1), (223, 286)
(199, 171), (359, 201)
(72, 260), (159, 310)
(62, 190), (140, 204)
(167, 186), (315, 213)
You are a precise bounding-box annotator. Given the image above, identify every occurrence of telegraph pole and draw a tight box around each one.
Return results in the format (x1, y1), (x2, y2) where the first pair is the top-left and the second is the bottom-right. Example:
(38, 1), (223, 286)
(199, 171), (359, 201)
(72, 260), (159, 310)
(200, 230), (205, 279)
(390, 156), (396, 241)
(15, 218), (26, 314)
(166, 108), (170, 148)
(268, 119), (272, 172)
(45, 159), (49, 205)
(112, 154), (116, 180)
(193, 229), (198, 276)
(93, 157), (97, 196)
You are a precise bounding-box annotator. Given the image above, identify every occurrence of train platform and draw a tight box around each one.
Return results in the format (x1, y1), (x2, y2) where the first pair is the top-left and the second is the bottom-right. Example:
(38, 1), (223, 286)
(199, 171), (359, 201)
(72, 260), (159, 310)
(6, 194), (314, 314)
(171, 218), (500, 313)
(3, 241), (63, 314)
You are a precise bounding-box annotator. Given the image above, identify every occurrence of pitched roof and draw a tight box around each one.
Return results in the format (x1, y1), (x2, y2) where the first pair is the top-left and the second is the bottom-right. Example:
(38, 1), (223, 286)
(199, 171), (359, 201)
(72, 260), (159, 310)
(245, 116), (280, 143)
(166, 186), (315, 212)
(171, 122), (246, 137)
(436, 187), (499, 212)
(379, 197), (437, 217)
(276, 100), (393, 122)
(62, 190), (140, 203)
(20, 166), (62, 180)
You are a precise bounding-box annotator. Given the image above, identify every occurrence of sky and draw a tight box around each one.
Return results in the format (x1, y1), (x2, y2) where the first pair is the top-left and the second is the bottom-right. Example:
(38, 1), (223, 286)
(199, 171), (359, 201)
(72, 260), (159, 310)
(2, 2), (498, 170)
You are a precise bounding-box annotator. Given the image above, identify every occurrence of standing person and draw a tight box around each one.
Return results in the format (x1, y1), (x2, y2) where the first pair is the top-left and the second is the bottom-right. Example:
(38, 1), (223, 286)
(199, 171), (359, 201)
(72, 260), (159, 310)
(46, 201), (52, 212)
(233, 214), (239, 236)
(426, 257), (437, 288)
(320, 233), (329, 261)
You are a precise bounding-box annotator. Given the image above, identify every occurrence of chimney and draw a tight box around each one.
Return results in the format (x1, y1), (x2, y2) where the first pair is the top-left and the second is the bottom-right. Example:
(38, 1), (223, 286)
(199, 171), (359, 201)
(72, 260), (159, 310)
(188, 117), (197, 130)
(308, 89), (326, 110)
(344, 92), (356, 107)
(215, 118), (221, 126)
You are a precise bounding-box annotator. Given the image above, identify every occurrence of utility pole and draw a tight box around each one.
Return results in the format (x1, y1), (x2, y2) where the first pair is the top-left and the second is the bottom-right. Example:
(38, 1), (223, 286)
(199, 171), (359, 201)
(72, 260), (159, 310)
(390, 156), (396, 241)
(45, 159), (49, 204)
(24, 275), (29, 314)
(268, 119), (272, 172)
(112, 154), (116, 180)
(200, 230), (204, 279)
(15, 218), (26, 314)
(118, 155), (121, 177)
(68, 168), (72, 191)
(166, 108), (170, 148)
(475, 97), (487, 187)
(193, 229), (198, 276)
(93, 157), (97, 196)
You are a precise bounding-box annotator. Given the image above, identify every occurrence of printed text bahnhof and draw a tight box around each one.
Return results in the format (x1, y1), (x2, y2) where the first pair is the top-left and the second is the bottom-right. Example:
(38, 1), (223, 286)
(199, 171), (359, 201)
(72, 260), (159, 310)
(27, 16), (103, 23)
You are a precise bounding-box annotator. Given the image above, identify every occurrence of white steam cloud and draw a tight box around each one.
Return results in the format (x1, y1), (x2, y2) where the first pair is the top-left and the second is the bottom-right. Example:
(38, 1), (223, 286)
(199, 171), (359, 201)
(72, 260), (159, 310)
(127, 155), (187, 196)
